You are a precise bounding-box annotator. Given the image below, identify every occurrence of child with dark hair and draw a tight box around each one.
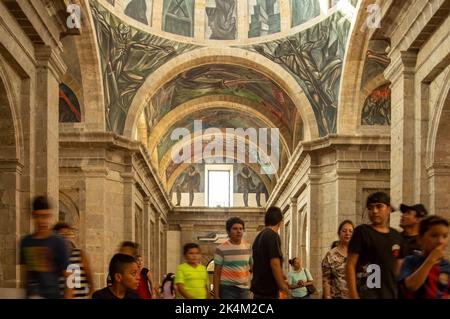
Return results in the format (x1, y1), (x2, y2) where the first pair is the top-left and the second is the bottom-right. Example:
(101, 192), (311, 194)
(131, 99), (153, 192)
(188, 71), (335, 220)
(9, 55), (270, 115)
(398, 216), (450, 299)
(54, 222), (94, 299)
(161, 273), (175, 299)
(119, 241), (139, 257)
(92, 253), (140, 299)
(175, 243), (209, 299)
(346, 192), (404, 299)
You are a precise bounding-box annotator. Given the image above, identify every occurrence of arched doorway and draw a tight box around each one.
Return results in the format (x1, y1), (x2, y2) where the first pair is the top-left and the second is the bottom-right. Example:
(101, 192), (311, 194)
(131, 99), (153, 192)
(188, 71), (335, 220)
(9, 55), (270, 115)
(0, 74), (19, 288)
(429, 80), (450, 220)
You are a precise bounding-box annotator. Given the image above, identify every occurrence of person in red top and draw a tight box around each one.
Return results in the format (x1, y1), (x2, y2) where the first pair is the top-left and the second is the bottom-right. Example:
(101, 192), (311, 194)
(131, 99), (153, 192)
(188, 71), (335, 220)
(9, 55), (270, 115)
(136, 255), (156, 299)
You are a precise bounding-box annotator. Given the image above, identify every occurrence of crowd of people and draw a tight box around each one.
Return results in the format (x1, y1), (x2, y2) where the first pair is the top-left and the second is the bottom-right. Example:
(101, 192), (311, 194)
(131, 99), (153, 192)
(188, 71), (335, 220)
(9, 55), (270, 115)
(17, 192), (449, 299)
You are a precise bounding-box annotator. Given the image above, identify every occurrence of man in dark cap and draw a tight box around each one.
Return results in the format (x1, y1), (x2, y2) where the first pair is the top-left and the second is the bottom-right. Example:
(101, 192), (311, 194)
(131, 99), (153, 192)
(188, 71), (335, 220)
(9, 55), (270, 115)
(399, 204), (429, 256)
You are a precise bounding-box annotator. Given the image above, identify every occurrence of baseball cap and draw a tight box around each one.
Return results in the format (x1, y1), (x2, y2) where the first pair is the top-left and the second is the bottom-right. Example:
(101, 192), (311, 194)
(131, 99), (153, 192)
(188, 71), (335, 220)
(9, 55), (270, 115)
(399, 203), (428, 218)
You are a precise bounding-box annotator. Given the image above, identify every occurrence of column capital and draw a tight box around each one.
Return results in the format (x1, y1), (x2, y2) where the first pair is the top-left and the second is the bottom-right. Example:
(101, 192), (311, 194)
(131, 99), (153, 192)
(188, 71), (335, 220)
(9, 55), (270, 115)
(35, 45), (67, 80)
(290, 197), (298, 206)
(384, 50), (418, 83)
(179, 223), (194, 231)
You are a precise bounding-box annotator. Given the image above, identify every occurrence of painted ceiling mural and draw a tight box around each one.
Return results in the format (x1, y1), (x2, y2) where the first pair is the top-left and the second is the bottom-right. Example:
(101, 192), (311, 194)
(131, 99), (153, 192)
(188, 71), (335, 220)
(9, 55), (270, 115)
(156, 108), (275, 162)
(123, 0), (152, 26)
(248, 0), (281, 38)
(205, 0), (237, 40)
(291, 0), (320, 27)
(88, 0), (360, 202)
(361, 40), (390, 89)
(59, 83), (82, 123)
(163, 0), (196, 37)
(90, 0), (199, 134)
(361, 84), (391, 126)
(146, 64), (297, 135)
(164, 137), (279, 183)
(169, 163), (270, 207)
(244, 11), (351, 136)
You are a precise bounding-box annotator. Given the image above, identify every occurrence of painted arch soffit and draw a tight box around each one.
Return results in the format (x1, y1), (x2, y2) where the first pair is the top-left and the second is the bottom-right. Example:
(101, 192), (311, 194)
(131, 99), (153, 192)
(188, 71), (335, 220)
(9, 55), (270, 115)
(154, 110), (288, 167)
(145, 97), (293, 162)
(144, 64), (298, 137)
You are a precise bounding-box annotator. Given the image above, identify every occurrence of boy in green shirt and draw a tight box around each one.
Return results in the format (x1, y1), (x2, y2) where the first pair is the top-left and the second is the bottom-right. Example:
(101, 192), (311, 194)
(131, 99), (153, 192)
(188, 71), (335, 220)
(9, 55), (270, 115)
(175, 243), (210, 299)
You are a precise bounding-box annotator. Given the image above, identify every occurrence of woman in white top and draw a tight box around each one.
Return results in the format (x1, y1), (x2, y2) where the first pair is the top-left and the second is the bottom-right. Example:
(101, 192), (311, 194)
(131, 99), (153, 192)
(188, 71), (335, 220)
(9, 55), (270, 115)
(287, 257), (314, 299)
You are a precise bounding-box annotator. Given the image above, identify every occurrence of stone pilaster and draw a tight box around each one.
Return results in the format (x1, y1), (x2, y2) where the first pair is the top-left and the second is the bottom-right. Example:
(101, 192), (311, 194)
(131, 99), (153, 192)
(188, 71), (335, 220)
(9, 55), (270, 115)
(384, 50), (418, 206)
(34, 45), (66, 214)
(82, 167), (108, 289)
(290, 197), (299, 258)
(121, 171), (135, 241)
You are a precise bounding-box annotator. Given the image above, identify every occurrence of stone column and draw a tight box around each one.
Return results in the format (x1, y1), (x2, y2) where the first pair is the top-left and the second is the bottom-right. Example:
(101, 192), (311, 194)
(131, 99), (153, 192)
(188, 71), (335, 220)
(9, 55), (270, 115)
(384, 51), (418, 206)
(161, 223), (168, 276)
(121, 172), (135, 241)
(143, 196), (150, 267)
(166, 225), (181, 274)
(290, 198), (299, 257)
(0, 160), (23, 288)
(153, 211), (162, 282)
(82, 167), (108, 290)
(34, 45), (66, 214)
(307, 172), (321, 292)
(335, 168), (360, 223)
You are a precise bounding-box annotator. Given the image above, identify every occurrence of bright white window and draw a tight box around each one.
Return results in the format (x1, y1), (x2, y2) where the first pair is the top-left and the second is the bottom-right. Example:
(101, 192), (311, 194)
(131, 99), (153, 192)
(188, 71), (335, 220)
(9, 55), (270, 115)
(205, 165), (233, 207)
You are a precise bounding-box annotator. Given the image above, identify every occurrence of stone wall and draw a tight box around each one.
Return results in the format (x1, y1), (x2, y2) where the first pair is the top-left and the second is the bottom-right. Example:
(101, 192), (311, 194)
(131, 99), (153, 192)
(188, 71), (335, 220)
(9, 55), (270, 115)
(59, 131), (170, 289)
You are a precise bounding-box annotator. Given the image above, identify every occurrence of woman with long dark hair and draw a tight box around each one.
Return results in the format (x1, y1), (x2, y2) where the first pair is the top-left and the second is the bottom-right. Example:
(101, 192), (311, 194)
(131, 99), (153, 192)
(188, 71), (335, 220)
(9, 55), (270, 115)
(322, 220), (354, 299)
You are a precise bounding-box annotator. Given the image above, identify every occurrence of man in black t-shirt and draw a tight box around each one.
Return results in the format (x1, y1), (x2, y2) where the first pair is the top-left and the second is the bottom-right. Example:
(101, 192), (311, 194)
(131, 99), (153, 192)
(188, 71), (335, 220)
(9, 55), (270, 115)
(347, 192), (404, 299)
(251, 207), (289, 299)
(399, 203), (428, 256)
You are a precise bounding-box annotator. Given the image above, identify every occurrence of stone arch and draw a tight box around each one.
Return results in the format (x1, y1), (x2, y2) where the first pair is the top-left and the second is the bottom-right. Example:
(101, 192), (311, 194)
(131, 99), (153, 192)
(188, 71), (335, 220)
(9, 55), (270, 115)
(59, 191), (81, 244)
(123, 47), (320, 141)
(0, 64), (23, 162)
(147, 96), (293, 164)
(0, 67), (22, 288)
(73, 0), (107, 130)
(426, 69), (450, 218)
(337, 0), (375, 134)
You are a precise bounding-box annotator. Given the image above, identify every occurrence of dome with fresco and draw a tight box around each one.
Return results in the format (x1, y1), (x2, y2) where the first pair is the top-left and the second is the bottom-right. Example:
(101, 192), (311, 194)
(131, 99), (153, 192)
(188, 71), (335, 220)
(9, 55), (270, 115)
(93, 0), (360, 44)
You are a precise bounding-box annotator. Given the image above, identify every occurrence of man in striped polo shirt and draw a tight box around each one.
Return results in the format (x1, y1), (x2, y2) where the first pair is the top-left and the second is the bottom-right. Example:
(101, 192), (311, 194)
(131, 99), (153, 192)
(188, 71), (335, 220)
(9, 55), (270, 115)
(213, 217), (252, 299)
